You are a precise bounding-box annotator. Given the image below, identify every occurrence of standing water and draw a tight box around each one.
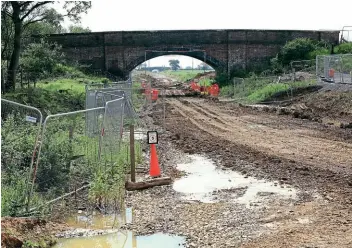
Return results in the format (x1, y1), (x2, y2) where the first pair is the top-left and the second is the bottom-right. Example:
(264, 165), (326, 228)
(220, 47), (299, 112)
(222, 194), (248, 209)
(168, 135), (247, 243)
(53, 232), (186, 248)
(54, 208), (185, 248)
(173, 155), (297, 206)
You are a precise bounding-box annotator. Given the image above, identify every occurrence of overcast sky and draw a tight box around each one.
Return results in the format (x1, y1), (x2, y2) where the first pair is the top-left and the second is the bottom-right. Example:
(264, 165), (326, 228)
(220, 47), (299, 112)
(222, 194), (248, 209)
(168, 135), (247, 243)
(56, 0), (352, 68)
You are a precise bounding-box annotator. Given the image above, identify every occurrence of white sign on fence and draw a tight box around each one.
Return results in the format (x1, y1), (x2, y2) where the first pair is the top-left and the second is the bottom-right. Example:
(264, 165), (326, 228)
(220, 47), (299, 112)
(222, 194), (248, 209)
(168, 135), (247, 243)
(25, 116), (37, 123)
(147, 131), (158, 144)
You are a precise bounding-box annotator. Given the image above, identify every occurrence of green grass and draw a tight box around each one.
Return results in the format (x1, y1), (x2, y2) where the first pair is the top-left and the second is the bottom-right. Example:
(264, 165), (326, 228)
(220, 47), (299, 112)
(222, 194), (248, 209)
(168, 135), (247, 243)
(37, 78), (87, 94)
(221, 76), (317, 103)
(247, 83), (290, 102)
(161, 69), (208, 82)
(247, 80), (316, 103)
(4, 72), (111, 115)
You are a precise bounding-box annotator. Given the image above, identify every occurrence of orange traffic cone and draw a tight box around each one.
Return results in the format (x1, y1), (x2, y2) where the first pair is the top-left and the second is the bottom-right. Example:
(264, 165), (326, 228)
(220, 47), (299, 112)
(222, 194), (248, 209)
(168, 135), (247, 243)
(150, 144), (161, 177)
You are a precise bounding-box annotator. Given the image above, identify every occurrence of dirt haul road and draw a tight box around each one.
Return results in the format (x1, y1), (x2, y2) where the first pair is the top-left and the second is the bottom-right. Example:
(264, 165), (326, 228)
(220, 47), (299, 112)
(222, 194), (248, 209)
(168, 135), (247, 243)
(133, 95), (352, 247)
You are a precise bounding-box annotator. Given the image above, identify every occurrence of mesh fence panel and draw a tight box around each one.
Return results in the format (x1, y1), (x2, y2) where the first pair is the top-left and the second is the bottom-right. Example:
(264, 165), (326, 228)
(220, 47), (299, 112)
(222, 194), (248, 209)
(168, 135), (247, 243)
(233, 77), (245, 99)
(99, 98), (124, 162)
(290, 60), (316, 81)
(1, 99), (43, 215)
(316, 54), (352, 84)
(30, 107), (106, 212)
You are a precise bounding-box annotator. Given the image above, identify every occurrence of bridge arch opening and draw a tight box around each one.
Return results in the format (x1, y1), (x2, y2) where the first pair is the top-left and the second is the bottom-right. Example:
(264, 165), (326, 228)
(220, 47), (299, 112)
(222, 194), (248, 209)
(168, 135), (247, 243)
(130, 54), (217, 86)
(122, 48), (225, 80)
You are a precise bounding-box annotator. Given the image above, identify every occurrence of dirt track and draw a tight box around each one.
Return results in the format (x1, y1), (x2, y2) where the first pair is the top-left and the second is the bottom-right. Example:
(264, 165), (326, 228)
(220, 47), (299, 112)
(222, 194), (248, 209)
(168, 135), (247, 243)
(168, 98), (352, 170)
(147, 96), (352, 247)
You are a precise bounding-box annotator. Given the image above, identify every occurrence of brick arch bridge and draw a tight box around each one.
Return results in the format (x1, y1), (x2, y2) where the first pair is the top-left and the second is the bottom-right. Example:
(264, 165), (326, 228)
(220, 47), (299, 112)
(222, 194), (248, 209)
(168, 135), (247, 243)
(45, 29), (339, 79)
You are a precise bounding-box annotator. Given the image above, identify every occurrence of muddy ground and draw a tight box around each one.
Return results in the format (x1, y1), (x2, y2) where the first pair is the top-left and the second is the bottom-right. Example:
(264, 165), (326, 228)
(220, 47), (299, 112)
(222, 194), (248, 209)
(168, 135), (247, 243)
(2, 73), (352, 247)
(123, 73), (352, 247)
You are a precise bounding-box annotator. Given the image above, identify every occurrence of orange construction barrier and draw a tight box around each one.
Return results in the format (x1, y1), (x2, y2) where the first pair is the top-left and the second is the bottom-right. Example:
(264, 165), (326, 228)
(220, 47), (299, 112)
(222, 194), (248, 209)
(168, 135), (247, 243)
(190, 82), (200, 91)
(151, 89), (159, 101)
(328, 69), (335, 78)
(211, 84), (219, 97)
(150, 144), (161, 177)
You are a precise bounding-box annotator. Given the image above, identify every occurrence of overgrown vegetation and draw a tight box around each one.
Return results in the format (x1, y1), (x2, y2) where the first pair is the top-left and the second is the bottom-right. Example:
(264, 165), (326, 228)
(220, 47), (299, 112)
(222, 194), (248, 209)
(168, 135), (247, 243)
(2, 81), (144, 216)
(2, 62), (142, 217)
(221, 76), (317, 104)
(220, 39), (351, 102)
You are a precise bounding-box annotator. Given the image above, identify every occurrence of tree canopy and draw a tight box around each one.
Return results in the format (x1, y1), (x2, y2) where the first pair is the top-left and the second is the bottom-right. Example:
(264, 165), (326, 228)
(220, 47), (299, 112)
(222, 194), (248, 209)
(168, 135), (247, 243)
(1, 1), (91, 92)
(169, 59), (180, 71)
(68, 24), (91, 33)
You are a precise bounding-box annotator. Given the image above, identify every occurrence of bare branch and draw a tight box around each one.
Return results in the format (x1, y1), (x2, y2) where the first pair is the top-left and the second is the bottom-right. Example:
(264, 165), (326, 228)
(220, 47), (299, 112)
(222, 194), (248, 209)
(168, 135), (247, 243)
(23, 16), (49, 28)
(1, 10), (12, 18)
(20, 1), (52, 21)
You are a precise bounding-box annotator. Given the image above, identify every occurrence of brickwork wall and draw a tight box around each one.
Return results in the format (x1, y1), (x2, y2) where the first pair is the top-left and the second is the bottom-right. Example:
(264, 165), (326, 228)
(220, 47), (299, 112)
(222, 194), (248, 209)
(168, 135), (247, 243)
(47, 29), (340, 78)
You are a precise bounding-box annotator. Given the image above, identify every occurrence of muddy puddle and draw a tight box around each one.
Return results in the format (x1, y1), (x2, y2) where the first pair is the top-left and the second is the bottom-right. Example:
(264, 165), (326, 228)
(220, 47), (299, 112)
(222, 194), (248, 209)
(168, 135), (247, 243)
(65, 208), (132, 229)
(53, 232), (186, 248)
(173, 155), (297, 206)
(56, 208), (185, 247)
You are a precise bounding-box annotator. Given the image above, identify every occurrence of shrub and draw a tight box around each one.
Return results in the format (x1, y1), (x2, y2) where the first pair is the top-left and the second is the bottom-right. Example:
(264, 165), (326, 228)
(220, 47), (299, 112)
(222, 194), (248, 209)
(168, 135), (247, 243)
(334, 43), (352, 54)
(220, 85), (234, 97)
(278, 38), (322, 65)
(215, 72), (229, 87)
(20, 39), (64, 81)
(53, 64), (86, 78)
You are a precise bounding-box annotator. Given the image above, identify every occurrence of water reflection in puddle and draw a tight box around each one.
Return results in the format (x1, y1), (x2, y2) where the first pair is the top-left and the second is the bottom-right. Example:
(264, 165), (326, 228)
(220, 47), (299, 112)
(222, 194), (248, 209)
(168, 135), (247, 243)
(173, 155), (297, 206)
(66, 208), (133, 229)
(53, 232), (186, 248)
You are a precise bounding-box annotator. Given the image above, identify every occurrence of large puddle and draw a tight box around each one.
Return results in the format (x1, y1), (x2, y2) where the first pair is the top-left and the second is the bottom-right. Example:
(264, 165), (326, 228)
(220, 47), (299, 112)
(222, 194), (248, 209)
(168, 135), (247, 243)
(56, 208), (185, 247)
(53, 232), (186, 248)
(173, 155), (297, 206)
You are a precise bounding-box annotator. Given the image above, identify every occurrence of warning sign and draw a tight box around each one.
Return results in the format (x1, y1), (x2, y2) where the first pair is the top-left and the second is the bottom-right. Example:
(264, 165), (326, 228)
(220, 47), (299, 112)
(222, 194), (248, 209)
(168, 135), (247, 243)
(147, 131), (158, 144)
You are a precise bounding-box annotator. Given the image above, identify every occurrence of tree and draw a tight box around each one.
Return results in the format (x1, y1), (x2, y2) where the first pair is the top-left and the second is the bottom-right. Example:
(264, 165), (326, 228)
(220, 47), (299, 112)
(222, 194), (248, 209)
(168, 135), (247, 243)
(68, 24), (91, 33)
(1, 1), (91, 92)
(21, 39), (64, 81)
(277, 38), (328, 66)
(168, 59), (180, 71)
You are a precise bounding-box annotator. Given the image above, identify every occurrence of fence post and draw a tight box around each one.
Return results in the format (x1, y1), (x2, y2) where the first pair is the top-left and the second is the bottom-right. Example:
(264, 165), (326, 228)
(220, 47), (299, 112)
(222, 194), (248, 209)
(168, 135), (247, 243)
(1, 68), (5, 94)
(130, 124), (136, 182)
(20, 69), (23, 88)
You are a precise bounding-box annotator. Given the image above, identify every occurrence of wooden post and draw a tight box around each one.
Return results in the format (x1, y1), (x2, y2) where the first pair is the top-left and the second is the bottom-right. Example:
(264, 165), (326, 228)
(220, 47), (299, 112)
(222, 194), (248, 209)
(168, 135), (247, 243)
(130, 124), (136, 182)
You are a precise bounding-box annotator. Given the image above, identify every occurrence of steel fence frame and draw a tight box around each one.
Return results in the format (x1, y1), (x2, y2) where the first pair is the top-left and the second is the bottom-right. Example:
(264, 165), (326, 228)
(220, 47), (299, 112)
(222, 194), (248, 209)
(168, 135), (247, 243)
(1, 99), (43, 211)
(98, 97), (125, 160)
(316, 54), (352, 84)
(29, 106), (106, 211)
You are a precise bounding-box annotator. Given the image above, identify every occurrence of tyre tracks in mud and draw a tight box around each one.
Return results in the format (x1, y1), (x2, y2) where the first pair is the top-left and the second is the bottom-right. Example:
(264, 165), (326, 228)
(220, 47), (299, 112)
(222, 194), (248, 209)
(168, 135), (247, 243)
(167, 98), (352, 174)
(158, 97), (352, 247)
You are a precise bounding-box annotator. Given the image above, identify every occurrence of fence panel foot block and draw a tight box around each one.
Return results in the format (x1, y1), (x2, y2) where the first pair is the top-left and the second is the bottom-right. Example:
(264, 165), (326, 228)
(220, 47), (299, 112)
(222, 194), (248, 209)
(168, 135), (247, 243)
(125, 177), (172, 191)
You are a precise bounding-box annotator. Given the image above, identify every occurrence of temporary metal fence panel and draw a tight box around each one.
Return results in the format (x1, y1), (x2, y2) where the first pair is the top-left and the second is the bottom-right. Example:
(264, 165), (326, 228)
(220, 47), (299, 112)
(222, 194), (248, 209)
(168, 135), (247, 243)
(233, 77), (245, 99)
(1, 99), (43, 214)
(316, 54), (352, 84)
(290, 60), (316, 81)
(29, 107), (106, 212)
(98, 97), (126, 209)
(99, 98), (125, 161)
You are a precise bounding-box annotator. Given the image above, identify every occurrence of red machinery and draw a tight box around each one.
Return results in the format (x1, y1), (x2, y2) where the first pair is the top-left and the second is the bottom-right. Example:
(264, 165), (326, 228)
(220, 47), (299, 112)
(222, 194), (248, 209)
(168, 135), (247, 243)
(190, 81), (219, 97)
